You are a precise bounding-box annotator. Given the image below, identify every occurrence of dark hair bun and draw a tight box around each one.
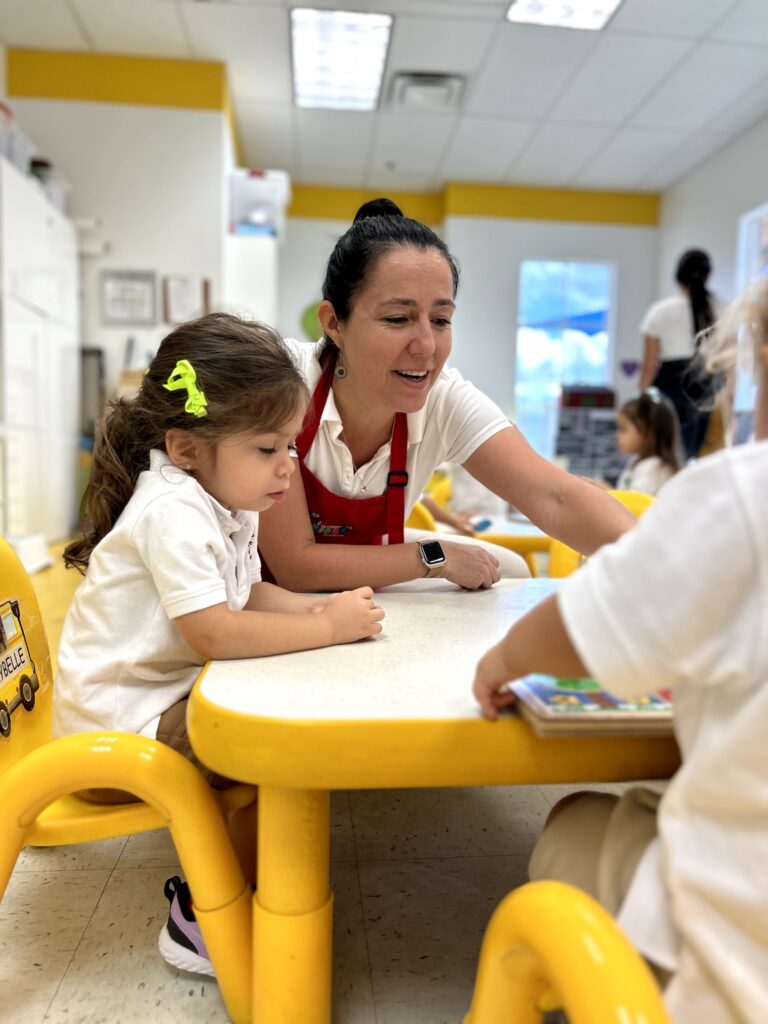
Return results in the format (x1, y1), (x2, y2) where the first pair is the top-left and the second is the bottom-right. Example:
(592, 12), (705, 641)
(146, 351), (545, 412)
(353, 197), (404, 223)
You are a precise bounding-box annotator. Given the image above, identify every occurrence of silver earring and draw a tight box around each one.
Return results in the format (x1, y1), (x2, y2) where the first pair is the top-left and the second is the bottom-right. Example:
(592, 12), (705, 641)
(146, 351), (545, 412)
(334, 352), (348, 380)
(185, 464), (191, 470)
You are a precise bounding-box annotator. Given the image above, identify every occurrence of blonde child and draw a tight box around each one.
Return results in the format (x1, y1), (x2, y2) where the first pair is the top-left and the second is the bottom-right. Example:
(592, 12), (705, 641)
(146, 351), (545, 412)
(614, 389), (683, 496)
(55, 312), (383, 974)
(473, 277), (768, 1023)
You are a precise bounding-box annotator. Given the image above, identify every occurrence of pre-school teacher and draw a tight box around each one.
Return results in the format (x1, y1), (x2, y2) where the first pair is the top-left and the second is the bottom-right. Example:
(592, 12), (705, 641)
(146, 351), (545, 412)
(259, 199), (636, 591)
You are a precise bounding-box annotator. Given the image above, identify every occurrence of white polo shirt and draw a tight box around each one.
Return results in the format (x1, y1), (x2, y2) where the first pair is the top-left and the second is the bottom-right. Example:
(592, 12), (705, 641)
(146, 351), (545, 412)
(286, 339), (512, 517)
(559, 441), (768, 1024)
(53, 451), (261, 738)
(641, 294), (725, 361)
(616, 455), (676, 496)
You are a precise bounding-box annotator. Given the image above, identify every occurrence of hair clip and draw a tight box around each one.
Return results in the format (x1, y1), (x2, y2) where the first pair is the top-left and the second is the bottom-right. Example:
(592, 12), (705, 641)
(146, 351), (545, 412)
(163, 359), (208, 418)
(644, 386), (662, 404)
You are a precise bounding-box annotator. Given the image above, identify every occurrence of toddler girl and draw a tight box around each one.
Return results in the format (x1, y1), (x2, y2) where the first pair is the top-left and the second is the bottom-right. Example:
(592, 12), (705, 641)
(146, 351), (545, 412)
(615, 389), (682, 495)
(54, 312), (383, 972)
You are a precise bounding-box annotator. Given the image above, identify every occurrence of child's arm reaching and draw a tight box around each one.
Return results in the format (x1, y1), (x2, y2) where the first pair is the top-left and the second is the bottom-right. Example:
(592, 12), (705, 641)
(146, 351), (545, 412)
(175, 586), (384, 661)
(473, 594), (587, 720)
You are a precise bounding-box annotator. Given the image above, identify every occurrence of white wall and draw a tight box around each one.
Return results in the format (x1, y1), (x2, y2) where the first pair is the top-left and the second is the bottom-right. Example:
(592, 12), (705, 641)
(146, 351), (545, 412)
(278, 214), (658, 416)
(8, 98), (230, 391)
(658, 114), (768, 302)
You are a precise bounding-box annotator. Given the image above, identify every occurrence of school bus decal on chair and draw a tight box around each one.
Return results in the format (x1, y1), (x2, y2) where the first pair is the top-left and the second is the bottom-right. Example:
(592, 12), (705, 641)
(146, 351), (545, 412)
(0, 599), (40, 739)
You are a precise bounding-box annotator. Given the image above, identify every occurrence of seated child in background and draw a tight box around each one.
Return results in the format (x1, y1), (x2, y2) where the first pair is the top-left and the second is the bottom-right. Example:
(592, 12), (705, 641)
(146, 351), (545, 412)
(55, 312), (383, 975)
(614, 389), (682, 495)
(420, 463), (508, 535)
(472, 276), (768, 1023)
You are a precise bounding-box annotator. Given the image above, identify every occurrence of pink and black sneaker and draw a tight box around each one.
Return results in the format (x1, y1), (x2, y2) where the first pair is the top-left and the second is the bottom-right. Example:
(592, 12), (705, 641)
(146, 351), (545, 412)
(158, 875), (215, 977)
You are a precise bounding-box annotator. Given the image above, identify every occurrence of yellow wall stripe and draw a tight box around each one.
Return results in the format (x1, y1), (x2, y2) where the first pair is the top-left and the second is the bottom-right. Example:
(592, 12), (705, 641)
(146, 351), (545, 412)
(290, 182), (658, 226)
(288, 187), (444, 226)
(8, 49), (227, 111)
(445, 182), (659, 225)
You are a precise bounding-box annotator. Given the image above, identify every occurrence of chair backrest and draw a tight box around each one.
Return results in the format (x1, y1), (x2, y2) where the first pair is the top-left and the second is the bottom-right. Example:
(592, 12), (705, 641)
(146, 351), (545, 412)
(404, 500), (437, 532)
(548, 490), (655, 579)
(0, 536), (54, 766)
(428, 477), (452, 510)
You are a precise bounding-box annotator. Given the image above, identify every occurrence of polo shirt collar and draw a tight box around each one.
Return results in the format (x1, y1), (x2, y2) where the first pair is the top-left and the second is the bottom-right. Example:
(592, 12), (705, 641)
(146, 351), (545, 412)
(148, 449), (249, 536)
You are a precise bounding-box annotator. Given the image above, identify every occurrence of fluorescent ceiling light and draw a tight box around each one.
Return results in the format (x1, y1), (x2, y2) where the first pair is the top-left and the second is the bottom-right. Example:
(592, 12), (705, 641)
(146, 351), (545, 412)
(506, 0), (624, 31)
(291, 8), (392, 111)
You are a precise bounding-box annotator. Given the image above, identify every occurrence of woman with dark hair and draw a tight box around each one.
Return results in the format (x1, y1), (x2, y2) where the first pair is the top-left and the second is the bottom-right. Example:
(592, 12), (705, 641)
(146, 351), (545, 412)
(259, 198), (636, 593)
(639, 249), (725, 459)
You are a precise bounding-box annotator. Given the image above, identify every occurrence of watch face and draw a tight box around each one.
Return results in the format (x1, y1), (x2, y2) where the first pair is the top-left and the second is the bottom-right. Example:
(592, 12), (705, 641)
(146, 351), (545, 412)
(421, 540), (445, 565)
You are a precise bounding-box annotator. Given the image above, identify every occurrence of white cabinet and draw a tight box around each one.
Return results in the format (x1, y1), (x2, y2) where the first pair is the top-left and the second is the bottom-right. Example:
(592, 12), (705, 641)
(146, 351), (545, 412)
(0, 157), (80, 542)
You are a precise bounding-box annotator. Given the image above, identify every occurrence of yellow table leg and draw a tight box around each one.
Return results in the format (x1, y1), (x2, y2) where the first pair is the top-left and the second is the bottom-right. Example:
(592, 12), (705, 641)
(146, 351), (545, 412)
(254, 786), (333, 1024)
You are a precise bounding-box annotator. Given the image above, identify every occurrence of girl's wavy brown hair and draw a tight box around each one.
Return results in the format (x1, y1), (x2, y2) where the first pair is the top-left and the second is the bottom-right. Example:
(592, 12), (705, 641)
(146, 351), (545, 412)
(64, 313), (307, 574)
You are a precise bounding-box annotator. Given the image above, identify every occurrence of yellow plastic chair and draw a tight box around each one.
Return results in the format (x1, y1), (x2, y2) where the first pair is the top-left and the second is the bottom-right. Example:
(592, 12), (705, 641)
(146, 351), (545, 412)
(465, 881), (670, 1024)
(0, 535), (255, 1023)
(405, 500), (438, 531)
(428, 476), (452, 510)
(548, 490), (655, 579)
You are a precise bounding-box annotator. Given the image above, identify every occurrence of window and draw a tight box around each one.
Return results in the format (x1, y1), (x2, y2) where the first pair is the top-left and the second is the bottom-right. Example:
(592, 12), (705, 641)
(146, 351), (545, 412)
(514, 259), (614, 458)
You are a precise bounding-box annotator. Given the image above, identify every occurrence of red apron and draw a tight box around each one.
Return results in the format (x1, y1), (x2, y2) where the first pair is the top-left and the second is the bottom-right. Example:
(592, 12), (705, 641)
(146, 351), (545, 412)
(296, 358), (408, 547)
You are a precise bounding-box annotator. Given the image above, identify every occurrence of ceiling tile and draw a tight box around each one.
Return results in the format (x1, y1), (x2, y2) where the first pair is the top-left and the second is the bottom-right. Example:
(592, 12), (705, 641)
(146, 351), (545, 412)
(180, 2), (292, 104)
(550, 33), (692, 124)
(465, 23), (596, 118)
(295, 109), (376, 173)
(70, 0), (190, 57)
(441, 117), (535, 181)
(574, 127), (689, 188)
(293, 166), (372, 188)
(282, 0), (507, 18)
(0, 0), (89, 49)
(507, 123), (614, 186)
(631, 40), (768, 131)
(365, 168), (439, 193)
(370, 110), (458, 177)
(635, 131), (731, 190)
(385, 15), (496, 79)
(710, 0), (768, 46)
(235, 99), (295, 171)
(608, 0), (736, 39)
(706, 70), (768, 135)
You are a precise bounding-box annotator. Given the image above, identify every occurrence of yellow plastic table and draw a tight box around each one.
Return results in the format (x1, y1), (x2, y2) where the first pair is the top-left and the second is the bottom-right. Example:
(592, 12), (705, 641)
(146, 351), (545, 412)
(188, 578), (679, 1024)
(476, 516), (550, 576)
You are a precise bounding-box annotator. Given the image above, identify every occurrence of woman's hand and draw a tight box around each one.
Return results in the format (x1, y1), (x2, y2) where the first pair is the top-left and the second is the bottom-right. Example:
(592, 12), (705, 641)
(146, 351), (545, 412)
(441, 541), (500, 590)
(473, 641), (519, 720)
(320, 586), (385, 643)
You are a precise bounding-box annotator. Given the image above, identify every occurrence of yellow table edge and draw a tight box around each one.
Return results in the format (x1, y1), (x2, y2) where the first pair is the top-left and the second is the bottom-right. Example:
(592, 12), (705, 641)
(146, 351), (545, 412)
(188, 670), (680, 790)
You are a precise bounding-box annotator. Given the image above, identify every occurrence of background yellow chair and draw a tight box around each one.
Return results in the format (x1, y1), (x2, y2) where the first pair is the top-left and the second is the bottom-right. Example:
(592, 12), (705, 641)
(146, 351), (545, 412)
(465, 880), (670, 1024)
(427, 476), (452, 510)
(548, 490), (655, 579)
(0, 534), (255, 1021)
(405, 500), (438, 531)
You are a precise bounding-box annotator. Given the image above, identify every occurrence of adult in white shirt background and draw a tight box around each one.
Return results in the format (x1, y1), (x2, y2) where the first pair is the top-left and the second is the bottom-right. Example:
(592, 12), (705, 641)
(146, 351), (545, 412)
(258, 198), (636, 593)
(639, 249), (725, 460)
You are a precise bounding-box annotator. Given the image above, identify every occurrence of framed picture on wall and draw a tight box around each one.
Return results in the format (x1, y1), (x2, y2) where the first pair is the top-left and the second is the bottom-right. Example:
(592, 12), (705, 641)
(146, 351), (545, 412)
(162, 275), (211, 325)
(101, 270), (157, 325)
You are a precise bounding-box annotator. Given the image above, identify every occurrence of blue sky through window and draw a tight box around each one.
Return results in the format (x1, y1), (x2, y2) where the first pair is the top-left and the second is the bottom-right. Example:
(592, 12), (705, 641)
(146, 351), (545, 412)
(515, 260), (613, 458)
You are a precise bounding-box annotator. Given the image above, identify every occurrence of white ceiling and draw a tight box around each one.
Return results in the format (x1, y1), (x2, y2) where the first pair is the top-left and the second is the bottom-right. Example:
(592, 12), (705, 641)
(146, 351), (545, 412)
(2, 0), (768, 193)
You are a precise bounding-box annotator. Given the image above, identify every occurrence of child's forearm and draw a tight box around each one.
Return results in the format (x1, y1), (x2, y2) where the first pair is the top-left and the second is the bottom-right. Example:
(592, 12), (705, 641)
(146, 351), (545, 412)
(246, 581), (320, 614)
(474, 595), (588, 719)
(499, 595), (586, 678)
(178, 603), (333, 660)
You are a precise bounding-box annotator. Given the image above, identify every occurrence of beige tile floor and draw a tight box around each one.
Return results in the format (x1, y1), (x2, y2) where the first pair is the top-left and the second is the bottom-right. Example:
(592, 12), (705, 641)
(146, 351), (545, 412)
(0, 544), (629, 1023)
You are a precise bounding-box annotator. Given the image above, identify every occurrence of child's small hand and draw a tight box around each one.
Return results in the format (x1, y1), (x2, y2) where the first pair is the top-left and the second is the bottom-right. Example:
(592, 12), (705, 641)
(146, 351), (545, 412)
(322, 587), (384, 644)
(473, 641), (519, 721)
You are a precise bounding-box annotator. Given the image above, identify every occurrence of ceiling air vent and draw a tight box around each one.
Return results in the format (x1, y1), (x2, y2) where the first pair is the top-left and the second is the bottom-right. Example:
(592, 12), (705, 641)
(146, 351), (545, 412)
(389, 73), (465, 111)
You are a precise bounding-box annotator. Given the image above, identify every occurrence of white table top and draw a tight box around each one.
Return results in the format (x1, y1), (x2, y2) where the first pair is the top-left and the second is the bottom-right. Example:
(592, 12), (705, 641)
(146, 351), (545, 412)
(480, 516), (547, 538)
(198, 578), (559, 723)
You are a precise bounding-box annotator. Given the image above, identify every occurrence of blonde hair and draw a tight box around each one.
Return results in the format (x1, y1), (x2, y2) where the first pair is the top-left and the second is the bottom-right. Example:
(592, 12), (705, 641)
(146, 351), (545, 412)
(705, 275), (768, 376)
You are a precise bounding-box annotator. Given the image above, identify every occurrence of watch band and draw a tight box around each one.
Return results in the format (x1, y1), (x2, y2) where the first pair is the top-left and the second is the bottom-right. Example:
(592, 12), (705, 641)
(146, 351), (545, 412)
(423, 562), (444, 579)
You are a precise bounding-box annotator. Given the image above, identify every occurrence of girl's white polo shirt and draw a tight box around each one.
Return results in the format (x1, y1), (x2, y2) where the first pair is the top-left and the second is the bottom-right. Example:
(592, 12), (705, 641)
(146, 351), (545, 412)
(53, 451), (261, 739)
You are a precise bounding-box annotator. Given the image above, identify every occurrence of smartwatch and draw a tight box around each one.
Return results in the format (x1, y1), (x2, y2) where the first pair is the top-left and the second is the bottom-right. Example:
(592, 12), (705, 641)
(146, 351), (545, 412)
(419, 539), (446, 578)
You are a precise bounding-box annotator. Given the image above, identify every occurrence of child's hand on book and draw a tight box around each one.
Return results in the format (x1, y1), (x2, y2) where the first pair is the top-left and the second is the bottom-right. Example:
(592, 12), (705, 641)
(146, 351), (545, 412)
(473, 642), (519, 721)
